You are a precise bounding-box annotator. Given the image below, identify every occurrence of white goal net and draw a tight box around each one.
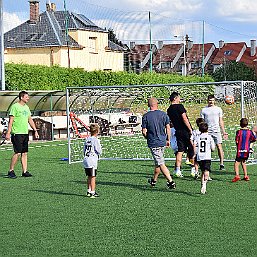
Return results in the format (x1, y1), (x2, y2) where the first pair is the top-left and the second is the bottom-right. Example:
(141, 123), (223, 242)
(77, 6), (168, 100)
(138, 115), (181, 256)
(66, 81), (257, 163)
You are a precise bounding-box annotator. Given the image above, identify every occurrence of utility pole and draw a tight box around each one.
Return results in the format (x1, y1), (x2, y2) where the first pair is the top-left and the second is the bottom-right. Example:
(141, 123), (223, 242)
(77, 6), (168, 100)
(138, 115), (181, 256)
(184, 35), (188, 76)
(64, 0), (70, 68)
(148, 11), (152, 72)
(201, 20), (205, 77)
(174, 35), (187, 76)
(0, 0), (5, 90)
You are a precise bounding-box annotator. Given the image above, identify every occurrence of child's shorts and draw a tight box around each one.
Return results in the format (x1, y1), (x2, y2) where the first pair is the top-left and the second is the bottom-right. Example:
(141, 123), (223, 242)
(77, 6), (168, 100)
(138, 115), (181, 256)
(198, 160), (211, 172)
(85, 168), (97, 177)
(235, 156), (248, 162)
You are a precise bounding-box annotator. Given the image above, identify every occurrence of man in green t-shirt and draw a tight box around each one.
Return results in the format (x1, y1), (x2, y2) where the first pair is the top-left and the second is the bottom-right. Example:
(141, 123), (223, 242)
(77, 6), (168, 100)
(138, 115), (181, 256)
(6, 91), (39, 178)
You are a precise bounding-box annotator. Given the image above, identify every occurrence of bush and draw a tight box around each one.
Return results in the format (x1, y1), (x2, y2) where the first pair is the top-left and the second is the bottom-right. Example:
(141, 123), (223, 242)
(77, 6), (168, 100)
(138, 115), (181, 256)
(5, 63), (214, 91)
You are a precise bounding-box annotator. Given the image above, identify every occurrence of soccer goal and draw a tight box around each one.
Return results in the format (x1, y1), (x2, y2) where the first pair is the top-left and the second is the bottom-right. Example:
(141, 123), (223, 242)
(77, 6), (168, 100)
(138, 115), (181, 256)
(66, 81), (257, 163)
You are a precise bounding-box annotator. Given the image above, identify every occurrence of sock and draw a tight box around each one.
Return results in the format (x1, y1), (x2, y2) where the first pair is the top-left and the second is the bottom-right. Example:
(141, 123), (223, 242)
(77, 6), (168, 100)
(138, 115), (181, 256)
(91, 191), (95, 195)
(175, 167), (180, 173)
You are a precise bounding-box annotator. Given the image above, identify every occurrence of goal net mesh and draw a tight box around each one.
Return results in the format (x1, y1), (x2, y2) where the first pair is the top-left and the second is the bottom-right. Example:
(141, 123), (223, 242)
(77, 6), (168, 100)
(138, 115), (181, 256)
(67, 81), (257, 163)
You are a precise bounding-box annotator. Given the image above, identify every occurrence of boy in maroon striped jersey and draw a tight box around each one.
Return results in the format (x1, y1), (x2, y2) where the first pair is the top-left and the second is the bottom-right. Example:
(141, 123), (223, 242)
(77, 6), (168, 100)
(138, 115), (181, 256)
(232, 118), (256, 182)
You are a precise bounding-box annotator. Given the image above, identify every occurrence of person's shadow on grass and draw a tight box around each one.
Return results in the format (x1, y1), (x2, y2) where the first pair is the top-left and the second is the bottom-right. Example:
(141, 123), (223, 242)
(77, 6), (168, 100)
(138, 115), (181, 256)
(71, 179), (198, 197)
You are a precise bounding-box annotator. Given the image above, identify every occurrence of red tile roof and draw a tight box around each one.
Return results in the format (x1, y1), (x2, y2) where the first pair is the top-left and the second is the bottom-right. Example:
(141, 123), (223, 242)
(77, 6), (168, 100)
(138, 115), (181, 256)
(129, 44), (152, 62)
(187, 43), (214, 62)
(153, 44), (182, 64)
(212, 42), (246, 64)
(239, 47), (257, 68)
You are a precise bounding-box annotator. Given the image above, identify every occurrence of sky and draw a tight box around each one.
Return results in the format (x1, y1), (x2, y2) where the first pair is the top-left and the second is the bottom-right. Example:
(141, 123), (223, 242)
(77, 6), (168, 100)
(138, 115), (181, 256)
(3, 0), (257, 46)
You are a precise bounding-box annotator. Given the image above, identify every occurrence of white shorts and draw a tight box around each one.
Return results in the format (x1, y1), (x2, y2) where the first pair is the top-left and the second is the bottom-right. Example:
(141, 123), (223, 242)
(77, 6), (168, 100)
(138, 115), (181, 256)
(150, 147), (165, 166)
(209, 132), (222, 145)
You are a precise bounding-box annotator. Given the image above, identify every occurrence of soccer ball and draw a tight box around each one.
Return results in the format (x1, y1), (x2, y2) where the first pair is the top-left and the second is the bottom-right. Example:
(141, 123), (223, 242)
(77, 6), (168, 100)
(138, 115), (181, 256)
(225, 95), (234, 105)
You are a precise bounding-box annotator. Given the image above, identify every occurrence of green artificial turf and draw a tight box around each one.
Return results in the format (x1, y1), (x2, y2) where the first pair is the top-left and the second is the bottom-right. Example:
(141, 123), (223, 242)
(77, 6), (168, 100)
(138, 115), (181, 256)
(1, 141), (257, 256)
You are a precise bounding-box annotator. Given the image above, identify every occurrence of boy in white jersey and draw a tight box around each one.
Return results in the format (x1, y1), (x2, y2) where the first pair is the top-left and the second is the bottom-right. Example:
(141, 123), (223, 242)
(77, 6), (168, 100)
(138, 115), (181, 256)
(83, 124), (102, 198)
(200, 95), (228, 170)
(191, 117), (205, 178)
(195, 122), (215, 194)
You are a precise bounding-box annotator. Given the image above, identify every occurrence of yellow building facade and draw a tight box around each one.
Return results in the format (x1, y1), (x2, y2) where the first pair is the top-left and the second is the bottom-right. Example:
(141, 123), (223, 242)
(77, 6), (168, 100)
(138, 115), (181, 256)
(4, 1), (124, 72)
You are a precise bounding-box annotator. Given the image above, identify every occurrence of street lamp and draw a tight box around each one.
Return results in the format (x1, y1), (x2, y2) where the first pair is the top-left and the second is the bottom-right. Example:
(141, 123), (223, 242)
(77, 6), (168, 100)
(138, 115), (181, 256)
(174, 35), (187, 76)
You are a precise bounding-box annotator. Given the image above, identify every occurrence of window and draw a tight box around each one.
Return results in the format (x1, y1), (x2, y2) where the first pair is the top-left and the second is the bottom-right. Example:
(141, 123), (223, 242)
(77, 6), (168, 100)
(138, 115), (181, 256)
(161, 62), (171, 69)
(191, 61), (200, 69)
(224, 50), (233, 56)
(89, 36), (97, 53)
(24, 33), (45, 42)
(7, 36), (17, 42)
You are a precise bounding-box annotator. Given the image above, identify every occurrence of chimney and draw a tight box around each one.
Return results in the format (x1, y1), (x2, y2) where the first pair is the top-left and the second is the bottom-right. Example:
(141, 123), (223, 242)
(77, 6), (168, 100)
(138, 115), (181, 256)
(51, 3), (56, 11)
(250, 40), (256, 57)
(219, 40), (224, 49)
(29, 0), (40, 23)
(158, 41), (163, 49)
(130, 41), (135, 49)
(46, 0), (51, 11)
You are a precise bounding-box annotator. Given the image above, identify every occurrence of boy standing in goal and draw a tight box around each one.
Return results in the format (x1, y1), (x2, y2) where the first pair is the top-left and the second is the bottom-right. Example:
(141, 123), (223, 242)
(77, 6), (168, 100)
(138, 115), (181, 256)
(195, 122), (215, 194)
(142, 98), (176, 189)
(232, 118), (256, 182)
(83, 124), (102, 198)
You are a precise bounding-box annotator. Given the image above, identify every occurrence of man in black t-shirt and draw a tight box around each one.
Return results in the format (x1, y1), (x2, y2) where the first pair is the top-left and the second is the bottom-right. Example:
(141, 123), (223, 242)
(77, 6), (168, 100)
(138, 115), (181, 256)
(167, 92), (194, 177)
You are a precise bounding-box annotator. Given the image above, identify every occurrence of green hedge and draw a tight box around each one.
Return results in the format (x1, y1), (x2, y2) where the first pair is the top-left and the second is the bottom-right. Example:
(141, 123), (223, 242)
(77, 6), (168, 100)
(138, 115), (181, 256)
(5, 63), (214, 91)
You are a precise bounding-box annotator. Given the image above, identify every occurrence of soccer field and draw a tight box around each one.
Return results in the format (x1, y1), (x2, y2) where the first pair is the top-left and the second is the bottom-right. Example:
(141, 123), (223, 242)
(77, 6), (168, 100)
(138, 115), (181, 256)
(1, 141), (257, 256)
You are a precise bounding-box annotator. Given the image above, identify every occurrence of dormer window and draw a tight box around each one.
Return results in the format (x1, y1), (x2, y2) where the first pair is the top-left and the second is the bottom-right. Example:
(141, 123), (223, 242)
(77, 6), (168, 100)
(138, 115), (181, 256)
(24, 33), (45, 42)
(7, 36), (17, 42)
(224, 50), (233, 56)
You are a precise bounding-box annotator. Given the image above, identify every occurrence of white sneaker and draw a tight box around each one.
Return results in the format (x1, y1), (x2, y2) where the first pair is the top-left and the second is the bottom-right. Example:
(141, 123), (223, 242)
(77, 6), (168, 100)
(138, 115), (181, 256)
(194, 171), (200, 179)
(201, 182), (207, 194)
(191, 167), (196, 177)
(174, 171), (184, 178)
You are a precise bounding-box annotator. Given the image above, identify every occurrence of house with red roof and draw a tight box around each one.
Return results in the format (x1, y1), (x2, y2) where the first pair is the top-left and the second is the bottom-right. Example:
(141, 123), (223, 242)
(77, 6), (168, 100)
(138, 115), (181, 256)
(152, 43), (183, 73)
(128, 39), (257, 75)
(212, 41), (247, 71)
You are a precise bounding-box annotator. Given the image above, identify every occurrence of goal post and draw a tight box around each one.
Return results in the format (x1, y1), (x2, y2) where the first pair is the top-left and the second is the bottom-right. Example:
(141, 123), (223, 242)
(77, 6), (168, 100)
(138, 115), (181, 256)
(66, 81), (257, 164)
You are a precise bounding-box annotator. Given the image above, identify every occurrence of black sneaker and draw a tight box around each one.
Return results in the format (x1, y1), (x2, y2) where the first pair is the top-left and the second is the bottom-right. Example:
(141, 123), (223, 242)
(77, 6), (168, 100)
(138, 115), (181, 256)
(148, 178), (156, 187)
(8, 170), (17, 179)
(22, 171), (32, 177)
(167, 181), (176, 189)
(90, 192), (99, 198)
(220, 164), (225, 171)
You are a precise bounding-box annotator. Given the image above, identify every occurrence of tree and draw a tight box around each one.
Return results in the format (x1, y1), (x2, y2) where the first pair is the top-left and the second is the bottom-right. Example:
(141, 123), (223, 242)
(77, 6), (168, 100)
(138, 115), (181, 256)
(212, 61), (257, 82)
(108, 28), (125, 48)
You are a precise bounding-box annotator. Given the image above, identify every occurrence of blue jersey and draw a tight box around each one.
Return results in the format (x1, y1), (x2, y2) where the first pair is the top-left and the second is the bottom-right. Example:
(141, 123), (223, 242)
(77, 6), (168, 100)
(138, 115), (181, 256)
(142, 110), (170, 148)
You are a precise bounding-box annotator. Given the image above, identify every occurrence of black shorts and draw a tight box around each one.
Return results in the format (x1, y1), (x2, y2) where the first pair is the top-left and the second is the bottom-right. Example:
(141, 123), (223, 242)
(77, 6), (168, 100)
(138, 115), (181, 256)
(235, 156), (248, 162)
(11, 134), (29, 153)
(85, 168), (97, 177)
(175, 130), (194, 158)
(198, 160), (211, 172)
